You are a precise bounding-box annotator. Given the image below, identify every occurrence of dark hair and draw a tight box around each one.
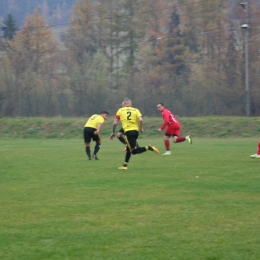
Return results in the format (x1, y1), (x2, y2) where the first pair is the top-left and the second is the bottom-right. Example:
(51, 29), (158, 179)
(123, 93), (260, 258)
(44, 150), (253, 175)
(158, 103), (164, 106)
(100, 111), (109, 115)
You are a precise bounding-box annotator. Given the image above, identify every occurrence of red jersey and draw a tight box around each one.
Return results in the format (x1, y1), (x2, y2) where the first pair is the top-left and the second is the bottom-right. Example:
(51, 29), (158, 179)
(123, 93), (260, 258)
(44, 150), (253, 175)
(160, 108), (180, 130)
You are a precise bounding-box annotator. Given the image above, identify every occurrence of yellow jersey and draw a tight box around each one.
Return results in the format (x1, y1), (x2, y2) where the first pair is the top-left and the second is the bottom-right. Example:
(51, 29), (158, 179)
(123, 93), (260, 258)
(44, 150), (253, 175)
(115, 106), (142, 132)
(84, 114), (104, 129)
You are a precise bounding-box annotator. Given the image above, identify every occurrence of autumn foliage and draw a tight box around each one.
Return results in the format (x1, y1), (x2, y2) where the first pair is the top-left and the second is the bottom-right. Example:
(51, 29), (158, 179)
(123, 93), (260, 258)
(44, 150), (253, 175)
(1, 0), (260, 116)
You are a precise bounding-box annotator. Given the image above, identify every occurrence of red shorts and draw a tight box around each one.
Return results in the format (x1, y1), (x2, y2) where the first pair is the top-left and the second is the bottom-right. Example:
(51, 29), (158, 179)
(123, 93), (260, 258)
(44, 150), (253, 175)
(165, 124), (180, 137)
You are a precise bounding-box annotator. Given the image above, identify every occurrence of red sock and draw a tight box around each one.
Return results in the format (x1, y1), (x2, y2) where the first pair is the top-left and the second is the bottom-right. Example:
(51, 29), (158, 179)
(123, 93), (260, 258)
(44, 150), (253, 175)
(258, 141), (260, 155)
(176, 137), (186, 143)
(164, 140), (170, 151)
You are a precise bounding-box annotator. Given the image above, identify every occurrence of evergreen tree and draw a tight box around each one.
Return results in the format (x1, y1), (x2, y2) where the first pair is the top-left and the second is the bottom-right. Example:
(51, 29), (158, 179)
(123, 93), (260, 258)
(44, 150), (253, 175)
(119, 0), (145, 69)
(65, 0), (98, 65)
(1, 14), (19, 40)
(8, 10), (57, 74)
(166, 9), (188, 76)
(156, 6), (191, 101)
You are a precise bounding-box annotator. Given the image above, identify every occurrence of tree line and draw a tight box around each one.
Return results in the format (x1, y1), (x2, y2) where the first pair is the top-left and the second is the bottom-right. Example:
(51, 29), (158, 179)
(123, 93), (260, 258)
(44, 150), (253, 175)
(1, 0), (260, 117)
(0, 0), (74, 26)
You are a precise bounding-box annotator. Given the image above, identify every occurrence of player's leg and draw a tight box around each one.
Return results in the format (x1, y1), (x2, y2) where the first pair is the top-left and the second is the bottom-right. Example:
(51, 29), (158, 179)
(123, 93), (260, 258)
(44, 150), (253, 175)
(250, 140), (260, 158)
(118, 133), (132, 170)
(85, 143), (91, 160)
(92, 134), (101, 160)
(118, 131), (145, 170)
(117, 129), (126, 145)
(172, 126), (184, 143)
(163, 132), (171, 155)
(118, 131), (159, 170)
(128, 131), (159, 155)
(130, 131), (147, 155)
(174, 135), (192, 143)
(172, 125), (192, 144)
(83, 127), (92, 160)
(117, 129), (127, 151)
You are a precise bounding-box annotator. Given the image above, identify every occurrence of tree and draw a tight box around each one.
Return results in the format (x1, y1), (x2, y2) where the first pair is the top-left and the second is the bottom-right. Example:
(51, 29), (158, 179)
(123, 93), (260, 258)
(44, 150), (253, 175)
(68, 52), (111, 116)
(1, 14), (19, 40)
(65, 0), (98, 64)
(154, 5), (191, 107)
(117, 0), (146, 70)
(4, 9), (61, 116)
(8, 9), (58, 74)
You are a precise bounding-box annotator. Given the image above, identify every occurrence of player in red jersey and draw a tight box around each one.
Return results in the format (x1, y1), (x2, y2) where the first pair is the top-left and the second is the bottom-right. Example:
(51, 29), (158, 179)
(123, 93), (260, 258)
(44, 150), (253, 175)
(250, 140), (260, 158)
(157, 103), (192, 155)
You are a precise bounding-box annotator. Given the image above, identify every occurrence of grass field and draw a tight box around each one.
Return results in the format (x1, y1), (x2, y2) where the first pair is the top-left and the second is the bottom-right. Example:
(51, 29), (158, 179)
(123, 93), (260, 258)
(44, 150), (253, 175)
(1, 138), (260, 260)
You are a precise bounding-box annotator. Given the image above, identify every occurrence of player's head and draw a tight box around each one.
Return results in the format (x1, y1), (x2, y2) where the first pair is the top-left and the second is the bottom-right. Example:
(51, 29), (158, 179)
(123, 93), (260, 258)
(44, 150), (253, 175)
(100, 111), (109, 119)
(123, 98), (132, 107)
(157, 103), (164, 112)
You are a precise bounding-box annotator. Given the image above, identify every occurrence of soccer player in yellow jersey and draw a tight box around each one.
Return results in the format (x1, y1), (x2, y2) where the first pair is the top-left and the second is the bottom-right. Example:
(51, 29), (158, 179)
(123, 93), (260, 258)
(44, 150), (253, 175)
(116, 102), (127, 151)
(110, 98), (159, 170)
(84, 111), (109, 160)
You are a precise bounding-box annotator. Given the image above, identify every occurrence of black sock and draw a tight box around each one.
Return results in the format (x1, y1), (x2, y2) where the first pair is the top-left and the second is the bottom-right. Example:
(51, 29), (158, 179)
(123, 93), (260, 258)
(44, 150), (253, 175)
(132, 147), (146, 154)
(125, 150), (131, 163)
(118, 136), (126, 145)
(94, 143), (100, 155)
(86, 147), (91, 157)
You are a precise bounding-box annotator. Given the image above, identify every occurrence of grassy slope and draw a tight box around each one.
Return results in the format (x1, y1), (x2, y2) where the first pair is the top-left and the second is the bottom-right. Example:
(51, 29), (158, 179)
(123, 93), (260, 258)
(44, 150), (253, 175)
(0, 117), (260, 139)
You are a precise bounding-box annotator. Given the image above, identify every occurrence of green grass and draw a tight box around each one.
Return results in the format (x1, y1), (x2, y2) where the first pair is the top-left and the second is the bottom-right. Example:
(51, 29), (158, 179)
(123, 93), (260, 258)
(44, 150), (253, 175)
(1, 138), (260, 260)
(1, 116), (260, 139)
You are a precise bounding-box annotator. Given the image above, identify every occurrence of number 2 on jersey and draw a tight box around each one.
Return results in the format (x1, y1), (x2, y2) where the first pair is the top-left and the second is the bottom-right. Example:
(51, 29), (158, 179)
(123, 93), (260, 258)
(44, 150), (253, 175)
(127, 111), (131, 120)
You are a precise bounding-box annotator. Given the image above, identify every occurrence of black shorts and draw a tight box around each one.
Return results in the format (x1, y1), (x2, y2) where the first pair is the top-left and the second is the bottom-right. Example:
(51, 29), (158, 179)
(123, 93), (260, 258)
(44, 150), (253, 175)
(118, 128), (124, 134)
(84, 127), (100, 143)
(124, 130), (139, 150)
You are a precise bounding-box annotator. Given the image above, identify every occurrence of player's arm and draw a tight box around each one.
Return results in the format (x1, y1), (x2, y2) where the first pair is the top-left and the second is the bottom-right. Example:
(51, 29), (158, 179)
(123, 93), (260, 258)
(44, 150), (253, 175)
(138, 116), (144, 133)
(158, 111), (169, 131)
(94, 122), (103, 135)
(110, 117), (119, 140)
